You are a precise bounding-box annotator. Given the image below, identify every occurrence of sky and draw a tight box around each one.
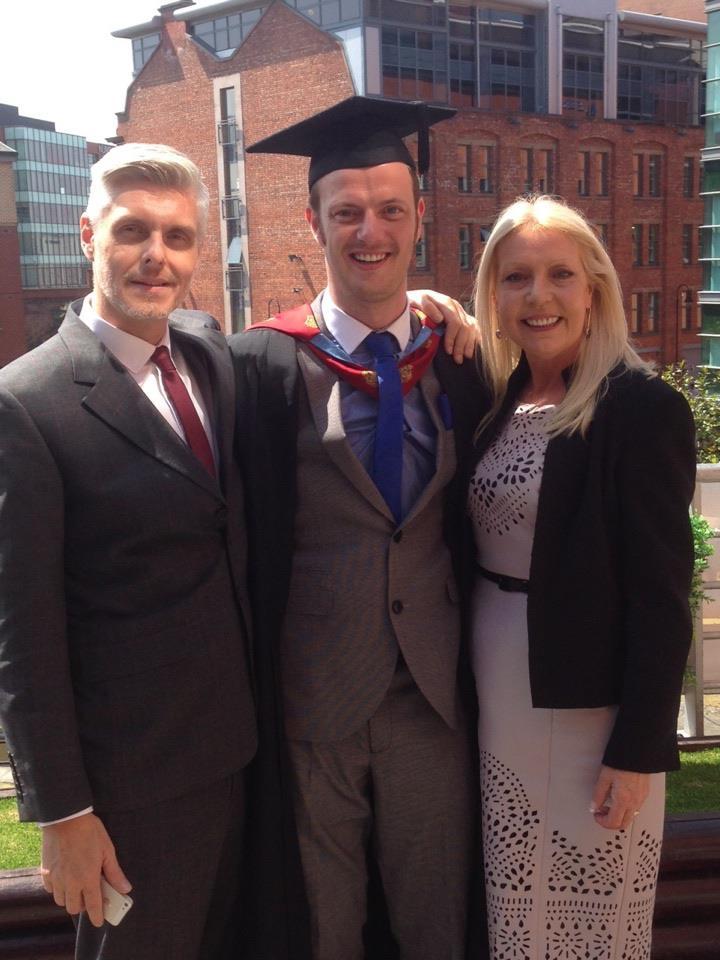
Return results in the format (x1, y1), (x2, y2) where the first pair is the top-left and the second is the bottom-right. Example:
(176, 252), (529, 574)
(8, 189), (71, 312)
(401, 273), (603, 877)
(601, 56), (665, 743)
(2, 0), (217, 144)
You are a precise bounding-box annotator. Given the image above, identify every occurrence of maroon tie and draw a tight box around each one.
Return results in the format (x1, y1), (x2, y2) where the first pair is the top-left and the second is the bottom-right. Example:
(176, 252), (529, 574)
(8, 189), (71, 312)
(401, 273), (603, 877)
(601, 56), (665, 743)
(151, 345), (216, 478)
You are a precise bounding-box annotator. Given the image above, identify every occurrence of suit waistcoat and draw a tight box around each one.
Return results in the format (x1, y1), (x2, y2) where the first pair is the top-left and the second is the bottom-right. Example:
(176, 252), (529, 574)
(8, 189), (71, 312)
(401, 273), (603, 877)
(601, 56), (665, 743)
(280, 343), (462, 742)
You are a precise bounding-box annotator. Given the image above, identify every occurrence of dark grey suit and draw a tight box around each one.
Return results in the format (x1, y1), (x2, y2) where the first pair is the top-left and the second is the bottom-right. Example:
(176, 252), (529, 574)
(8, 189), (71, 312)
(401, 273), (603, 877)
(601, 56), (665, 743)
(0, 300), (256, 959)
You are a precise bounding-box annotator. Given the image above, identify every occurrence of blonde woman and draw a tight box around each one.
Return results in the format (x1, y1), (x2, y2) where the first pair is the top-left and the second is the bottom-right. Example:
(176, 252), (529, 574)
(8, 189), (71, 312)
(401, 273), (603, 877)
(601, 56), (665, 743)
(467, 196), (695, 959)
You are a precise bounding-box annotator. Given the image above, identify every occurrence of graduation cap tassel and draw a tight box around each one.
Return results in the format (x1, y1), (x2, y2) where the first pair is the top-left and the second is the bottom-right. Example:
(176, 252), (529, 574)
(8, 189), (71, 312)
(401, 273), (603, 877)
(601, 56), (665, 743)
(416, 103), (430, 177)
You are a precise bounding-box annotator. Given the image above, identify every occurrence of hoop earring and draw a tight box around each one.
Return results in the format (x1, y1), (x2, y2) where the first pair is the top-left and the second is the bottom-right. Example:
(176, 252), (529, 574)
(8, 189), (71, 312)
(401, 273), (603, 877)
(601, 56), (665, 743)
(584, 308), (592, 339)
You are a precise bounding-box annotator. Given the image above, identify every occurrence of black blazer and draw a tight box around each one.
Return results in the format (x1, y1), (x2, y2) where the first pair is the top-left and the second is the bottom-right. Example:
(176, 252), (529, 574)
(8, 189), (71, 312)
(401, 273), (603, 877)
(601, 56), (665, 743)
(469, 359), (696, 773)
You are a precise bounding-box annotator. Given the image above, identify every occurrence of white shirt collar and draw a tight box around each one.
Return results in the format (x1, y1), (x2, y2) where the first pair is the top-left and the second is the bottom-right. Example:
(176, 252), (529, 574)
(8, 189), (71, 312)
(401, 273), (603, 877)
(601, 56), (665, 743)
(321, 291), (411, 355)
(78, 295), (171, 373)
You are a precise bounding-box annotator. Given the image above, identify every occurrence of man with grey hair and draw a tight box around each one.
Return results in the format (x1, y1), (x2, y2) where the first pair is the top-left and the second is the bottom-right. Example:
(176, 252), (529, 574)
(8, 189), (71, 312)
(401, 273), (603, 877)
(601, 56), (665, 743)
(0, 143), (256, 959)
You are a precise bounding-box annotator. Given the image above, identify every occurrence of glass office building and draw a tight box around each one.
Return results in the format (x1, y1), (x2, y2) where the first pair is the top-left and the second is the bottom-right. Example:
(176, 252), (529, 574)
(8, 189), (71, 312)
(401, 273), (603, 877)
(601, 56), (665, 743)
(1, 125), (96, 291)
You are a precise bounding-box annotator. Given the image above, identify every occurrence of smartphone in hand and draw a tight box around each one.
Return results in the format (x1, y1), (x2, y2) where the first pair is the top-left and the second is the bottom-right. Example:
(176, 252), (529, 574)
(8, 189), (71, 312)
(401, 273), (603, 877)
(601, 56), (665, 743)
(100, 877), (133, 926)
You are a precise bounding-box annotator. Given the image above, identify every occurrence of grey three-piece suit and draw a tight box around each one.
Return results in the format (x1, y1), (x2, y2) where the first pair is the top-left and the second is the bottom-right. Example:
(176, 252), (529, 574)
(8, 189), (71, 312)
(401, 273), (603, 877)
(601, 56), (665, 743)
(231, 298), (487, 960)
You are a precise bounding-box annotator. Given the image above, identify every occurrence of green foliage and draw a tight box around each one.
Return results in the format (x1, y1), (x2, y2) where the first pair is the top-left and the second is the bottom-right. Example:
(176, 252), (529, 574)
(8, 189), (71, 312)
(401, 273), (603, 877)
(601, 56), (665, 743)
(0, 798), (40, 869)
(666, 748), (720, 814)
(690, 512), (715, 623)
(661, 363), (720, 463)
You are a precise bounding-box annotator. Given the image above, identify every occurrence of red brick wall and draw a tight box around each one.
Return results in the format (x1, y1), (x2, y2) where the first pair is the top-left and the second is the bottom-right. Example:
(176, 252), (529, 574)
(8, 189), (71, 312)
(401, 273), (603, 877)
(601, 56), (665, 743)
(118, 16), (227, 323)
(115, 5), (704, 362)
(117, 1), (353, 328)
(0, 225), (27, 366)
(421, 114), (704, 364)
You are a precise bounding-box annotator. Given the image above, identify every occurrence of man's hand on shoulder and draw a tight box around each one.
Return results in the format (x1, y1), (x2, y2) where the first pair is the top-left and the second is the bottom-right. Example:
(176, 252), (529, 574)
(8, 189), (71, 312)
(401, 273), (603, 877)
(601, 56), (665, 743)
(41, 813), (132, 927)
(407, 289), (478, 364)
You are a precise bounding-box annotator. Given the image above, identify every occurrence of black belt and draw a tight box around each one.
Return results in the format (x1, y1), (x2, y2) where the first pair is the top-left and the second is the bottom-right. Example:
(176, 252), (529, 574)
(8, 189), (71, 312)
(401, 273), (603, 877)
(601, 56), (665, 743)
(477, 566), (529, 594)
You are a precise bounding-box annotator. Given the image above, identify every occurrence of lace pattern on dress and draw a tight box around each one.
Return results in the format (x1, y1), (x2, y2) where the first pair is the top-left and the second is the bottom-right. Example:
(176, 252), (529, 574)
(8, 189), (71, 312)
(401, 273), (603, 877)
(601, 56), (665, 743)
(468, 405), (552, 538)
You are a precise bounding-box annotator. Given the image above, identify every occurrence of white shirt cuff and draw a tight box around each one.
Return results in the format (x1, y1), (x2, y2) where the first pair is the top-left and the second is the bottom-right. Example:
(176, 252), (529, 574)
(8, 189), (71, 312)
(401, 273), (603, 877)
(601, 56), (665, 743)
(38, 806), (93, 827)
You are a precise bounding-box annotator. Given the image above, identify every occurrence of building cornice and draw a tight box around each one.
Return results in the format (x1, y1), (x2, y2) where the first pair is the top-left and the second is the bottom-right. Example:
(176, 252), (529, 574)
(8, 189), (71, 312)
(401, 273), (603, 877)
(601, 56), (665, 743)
(618, 9), (706, 34)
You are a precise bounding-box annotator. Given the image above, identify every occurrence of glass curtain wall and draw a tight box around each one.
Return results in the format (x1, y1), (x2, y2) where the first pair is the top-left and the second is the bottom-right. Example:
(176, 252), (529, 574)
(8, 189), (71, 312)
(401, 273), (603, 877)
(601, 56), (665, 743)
(700, 11), (720, 367)
(4, 127), (90, 289)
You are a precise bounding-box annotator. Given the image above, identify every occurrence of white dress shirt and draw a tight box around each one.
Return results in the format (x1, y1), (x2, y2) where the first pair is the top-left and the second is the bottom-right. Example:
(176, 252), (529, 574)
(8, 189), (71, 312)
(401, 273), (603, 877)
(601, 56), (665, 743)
(78, 296), (216, 463)
(319, 291), (437, 519)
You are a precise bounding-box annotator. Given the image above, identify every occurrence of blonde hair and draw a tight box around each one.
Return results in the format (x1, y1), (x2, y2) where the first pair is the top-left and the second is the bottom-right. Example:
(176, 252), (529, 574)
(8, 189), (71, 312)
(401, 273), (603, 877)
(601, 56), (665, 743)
(85, 143), (209, 238)
(473, 195), (653, 438)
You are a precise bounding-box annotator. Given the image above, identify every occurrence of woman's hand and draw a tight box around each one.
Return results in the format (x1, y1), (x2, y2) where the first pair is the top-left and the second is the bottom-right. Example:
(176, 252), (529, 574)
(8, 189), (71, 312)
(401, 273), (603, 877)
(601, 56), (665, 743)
(407, 290), (477, 364)
(591, 765), (651, 831)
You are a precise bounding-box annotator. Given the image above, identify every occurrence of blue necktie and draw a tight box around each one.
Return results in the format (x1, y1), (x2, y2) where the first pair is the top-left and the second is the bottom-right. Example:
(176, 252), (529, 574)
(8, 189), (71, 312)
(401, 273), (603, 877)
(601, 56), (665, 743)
(364, 331), (403, 522)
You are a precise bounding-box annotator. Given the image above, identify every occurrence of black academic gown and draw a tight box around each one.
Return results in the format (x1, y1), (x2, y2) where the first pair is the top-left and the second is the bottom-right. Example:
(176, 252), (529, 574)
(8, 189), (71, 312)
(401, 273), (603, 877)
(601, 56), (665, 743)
(231, 321), (489, 960)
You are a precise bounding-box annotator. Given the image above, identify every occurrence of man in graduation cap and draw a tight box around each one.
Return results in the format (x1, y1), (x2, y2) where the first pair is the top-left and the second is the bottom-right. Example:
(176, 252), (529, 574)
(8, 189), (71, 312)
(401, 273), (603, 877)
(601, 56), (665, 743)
(231, 97), (487, 960)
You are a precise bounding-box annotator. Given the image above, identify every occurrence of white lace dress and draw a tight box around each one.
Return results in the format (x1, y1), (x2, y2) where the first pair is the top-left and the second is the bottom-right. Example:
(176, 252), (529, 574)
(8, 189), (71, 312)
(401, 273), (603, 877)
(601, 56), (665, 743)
(468, 404), (664, 960)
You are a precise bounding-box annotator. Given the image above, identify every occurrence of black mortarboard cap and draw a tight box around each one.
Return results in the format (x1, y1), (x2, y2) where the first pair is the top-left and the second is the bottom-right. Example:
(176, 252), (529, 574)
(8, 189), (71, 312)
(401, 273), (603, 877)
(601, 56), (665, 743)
(247, 96), (456, 189)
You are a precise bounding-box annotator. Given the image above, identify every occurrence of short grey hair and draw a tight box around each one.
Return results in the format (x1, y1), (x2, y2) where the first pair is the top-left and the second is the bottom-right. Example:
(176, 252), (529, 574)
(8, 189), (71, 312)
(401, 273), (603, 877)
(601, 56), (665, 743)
(84, 143), (210, 238)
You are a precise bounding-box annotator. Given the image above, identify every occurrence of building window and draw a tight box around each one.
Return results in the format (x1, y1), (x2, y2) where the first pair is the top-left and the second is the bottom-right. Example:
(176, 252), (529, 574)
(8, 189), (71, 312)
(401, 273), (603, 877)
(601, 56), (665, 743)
(648, 154), (661, 196)
(617, 28), (704, 126)
(192, 9), (263, 56)
(478, 145), (494, 193)
(521, 147), (554, 194)
(683, 157), (695, 198)
(284, 0), (361, 27)
(594, 151), (609, 196)
(632, 224), (643, 266)
(578, 151), (590, 196)
(132, 33), (160, 73)
(457, 144), (471, 192)
(562, 17), (604, 119)
(448, 30), (477, 107)
(415, 233), (428, 270)
(222, 196), (244, 220)
(459, 224), (472, 270)
(630, 292), (641, 334)
(595, 223), (608, 246)
(476, 9), (538, 113)
(647, 224), (660, 266)
(682, 224), (693, 265)
(226, 263), (245, 291)
(646, 291), (660, 333)
(679, 288), (692, 330)
(633, 154), (643, 197)
(633, 153), (662, 197)
(578, 149), (609, 196)
(382, 28), (448, 103)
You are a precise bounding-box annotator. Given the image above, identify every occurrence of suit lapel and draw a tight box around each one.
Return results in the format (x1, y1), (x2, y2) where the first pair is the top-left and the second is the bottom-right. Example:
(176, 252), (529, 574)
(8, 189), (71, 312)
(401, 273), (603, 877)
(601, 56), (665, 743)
(403, 364), (457, 525)
(297, 344), (394, 521)
(59, 308), (221, 499)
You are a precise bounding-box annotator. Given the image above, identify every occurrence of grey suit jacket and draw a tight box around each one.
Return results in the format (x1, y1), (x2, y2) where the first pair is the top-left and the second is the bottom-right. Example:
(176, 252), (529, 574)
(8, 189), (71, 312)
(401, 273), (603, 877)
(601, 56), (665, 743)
(0, 300), (257, 822)
(280, 337), (463, 740)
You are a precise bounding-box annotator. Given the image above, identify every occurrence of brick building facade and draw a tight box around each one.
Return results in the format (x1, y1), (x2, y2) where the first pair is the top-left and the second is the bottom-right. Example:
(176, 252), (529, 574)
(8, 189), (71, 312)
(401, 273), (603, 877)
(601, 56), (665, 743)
(114, 0), (705, 365)
(0, 144), (26, 367)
